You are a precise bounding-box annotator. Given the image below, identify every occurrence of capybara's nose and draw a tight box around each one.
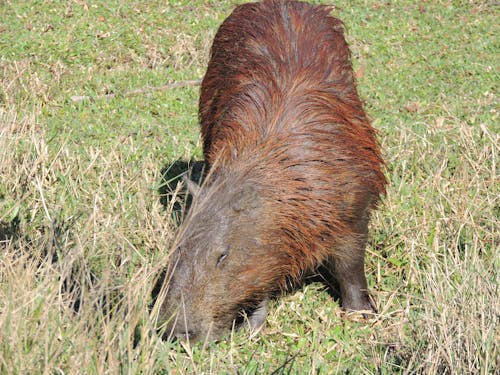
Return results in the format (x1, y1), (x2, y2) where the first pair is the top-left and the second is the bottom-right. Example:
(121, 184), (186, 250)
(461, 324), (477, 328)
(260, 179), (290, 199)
(170, 326), (198, 342)
(183, 329), (196, 341)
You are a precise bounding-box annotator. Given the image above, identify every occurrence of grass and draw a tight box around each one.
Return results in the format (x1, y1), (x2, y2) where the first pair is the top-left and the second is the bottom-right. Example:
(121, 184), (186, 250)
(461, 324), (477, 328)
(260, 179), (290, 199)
(0, 0), (498, 373)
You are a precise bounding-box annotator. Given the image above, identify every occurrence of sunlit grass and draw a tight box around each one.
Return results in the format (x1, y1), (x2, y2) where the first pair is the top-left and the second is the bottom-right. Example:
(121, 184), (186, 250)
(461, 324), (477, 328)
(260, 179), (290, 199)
(0, 0), (498, 373)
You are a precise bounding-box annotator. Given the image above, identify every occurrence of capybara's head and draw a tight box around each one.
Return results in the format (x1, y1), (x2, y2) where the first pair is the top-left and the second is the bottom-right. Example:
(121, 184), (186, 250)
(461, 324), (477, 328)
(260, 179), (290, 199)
(158, 177), (280, 342)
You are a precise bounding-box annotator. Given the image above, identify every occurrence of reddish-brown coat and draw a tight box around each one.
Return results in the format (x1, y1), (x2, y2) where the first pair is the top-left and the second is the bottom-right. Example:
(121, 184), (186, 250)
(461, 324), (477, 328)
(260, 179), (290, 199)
(160, 0), (386, 341)
(199, 0), (385, 284)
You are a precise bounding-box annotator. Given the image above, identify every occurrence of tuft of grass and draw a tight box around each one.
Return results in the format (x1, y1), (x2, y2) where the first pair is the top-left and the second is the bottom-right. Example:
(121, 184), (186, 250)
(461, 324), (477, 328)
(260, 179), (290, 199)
(1, 0), (498, 373)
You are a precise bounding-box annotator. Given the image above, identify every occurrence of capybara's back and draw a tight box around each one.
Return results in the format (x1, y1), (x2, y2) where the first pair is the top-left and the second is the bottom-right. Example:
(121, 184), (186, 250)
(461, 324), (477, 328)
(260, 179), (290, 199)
(158, 0), (386, 342)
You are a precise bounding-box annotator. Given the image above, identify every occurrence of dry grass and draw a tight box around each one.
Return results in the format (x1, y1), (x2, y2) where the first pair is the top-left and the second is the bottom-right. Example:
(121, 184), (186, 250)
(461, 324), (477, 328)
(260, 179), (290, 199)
(0, 0), (498, 373)
(0, 105), (169, 373)
(373, 115), (499, 373)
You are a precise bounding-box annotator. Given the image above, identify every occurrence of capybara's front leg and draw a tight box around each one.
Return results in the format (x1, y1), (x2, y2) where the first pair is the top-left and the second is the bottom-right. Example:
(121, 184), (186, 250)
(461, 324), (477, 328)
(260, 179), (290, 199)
(332, 217), (376, 314)
(334, 249), (375, 313)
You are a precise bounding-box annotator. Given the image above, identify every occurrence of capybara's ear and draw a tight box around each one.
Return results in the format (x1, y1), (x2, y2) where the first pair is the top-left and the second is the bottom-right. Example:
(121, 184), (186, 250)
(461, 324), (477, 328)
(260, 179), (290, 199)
(183, 175), (201, 197)
(230, 185), (259, 213)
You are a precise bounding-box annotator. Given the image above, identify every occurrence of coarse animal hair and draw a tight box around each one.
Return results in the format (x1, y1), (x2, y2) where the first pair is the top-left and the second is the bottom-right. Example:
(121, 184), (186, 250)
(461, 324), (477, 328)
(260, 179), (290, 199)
(157, 0), (386, 342)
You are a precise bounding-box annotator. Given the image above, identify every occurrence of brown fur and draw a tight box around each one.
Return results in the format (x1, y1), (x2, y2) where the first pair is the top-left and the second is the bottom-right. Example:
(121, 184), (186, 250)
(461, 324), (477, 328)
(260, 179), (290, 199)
(158, 0), (386, 342)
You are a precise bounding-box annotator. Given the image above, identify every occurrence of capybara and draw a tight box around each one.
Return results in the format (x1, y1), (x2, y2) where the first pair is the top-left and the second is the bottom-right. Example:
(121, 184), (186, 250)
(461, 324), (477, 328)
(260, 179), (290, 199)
(158, 0), (386, 342)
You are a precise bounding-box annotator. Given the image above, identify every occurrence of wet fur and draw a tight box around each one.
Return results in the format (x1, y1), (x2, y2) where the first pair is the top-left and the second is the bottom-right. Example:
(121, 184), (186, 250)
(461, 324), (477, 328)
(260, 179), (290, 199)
(159, 0), (386, 341)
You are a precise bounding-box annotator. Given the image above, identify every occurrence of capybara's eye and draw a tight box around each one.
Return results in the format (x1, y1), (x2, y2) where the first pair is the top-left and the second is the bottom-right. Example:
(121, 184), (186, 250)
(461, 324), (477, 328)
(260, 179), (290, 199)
(216, 248), (230, 267)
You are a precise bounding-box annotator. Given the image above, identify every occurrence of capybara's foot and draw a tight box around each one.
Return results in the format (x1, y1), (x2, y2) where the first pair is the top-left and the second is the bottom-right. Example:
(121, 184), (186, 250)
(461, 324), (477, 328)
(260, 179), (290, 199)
(342, 286), (377, 318)
(247, 300), (267, 335)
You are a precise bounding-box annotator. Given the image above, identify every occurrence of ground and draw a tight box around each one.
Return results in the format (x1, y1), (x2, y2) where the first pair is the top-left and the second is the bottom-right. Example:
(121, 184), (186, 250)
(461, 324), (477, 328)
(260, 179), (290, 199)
(0, 1), (498, 373)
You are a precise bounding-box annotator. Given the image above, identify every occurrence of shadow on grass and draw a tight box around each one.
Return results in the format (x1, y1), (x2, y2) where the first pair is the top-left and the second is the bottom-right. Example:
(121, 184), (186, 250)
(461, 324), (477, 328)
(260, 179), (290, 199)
(304, 265), (342, 304)
(158, 159), (206, 225)
(0, 212), (107, 316)
(0, 215), (20, 244)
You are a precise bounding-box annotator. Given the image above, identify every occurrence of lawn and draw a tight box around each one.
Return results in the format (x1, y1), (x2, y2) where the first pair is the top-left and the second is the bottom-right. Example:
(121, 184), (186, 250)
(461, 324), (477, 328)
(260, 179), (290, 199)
(0, 0), (498, 373)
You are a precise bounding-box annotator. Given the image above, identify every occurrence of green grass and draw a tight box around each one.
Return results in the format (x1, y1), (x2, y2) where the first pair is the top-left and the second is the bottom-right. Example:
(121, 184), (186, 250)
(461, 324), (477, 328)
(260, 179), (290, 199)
(1, 0), (498, 373)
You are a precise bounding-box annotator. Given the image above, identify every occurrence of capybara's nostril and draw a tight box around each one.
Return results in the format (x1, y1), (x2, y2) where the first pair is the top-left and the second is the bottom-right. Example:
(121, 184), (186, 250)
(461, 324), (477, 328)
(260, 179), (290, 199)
(184, 330), (196, 341)
(163, 324), (197, 342)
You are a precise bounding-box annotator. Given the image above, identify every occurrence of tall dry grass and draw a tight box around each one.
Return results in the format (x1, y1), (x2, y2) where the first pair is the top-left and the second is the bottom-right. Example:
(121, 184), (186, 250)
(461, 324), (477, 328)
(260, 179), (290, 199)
(0, 1), (498, 373)
(0, 102), (177, 373)
(372, 114), (499, 373)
